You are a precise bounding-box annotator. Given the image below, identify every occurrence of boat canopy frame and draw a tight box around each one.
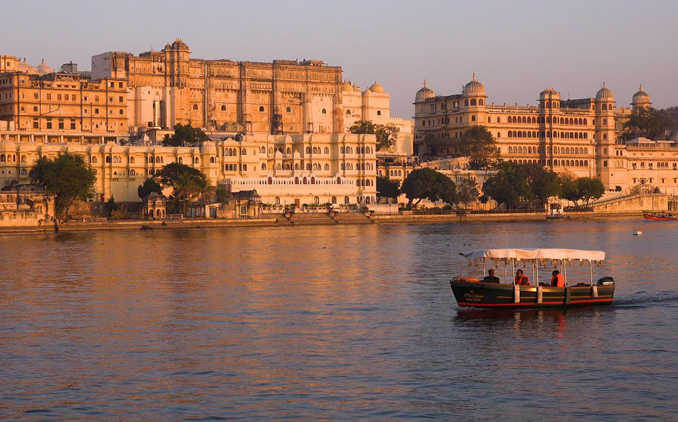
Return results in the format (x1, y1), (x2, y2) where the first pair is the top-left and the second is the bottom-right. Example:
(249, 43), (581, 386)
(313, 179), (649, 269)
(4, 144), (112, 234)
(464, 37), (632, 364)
(459, 248), (606, 286)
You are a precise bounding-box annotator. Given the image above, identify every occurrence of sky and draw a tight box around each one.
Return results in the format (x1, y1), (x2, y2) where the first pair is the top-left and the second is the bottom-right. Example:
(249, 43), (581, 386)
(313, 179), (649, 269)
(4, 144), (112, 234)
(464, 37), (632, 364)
(3, 0), (678, 118)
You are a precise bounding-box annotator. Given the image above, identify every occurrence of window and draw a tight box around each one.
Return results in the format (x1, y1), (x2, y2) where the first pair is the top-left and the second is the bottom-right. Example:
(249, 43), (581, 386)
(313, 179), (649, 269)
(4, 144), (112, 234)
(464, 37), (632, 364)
(322, 109), (327, 114)
(377, 110), (381, 116)
(346, 109), (351, 115)
(286, 107), (291, 113)
(193, 104), (198, 110)
(221, 105), (226, 111)
(46, 119), (52, 129)
(94, 108), (99, 114)
(259, 106), (265, 112)
(70, 119), (76, 130)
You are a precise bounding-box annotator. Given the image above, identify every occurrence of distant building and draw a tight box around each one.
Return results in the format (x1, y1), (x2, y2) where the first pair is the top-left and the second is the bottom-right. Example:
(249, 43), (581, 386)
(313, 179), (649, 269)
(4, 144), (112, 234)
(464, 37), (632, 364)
(414, 76), (678, 192)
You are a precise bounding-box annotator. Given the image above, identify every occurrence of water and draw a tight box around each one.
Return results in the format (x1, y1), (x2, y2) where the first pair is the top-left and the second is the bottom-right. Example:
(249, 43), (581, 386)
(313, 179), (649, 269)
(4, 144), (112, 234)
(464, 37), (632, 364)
(1, 220), (677, 421)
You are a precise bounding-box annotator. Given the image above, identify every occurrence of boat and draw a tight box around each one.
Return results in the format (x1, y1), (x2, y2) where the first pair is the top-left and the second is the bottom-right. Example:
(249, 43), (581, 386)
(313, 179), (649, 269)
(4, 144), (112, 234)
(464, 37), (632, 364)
(450, 248), (615, 309)
(643, 213), (676, 221)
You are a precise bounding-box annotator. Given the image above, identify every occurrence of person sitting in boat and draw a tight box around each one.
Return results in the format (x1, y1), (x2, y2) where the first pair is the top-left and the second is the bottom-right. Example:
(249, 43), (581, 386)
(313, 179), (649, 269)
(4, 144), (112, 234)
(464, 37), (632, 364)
(551, 270), (565, 288)
(483, 269), (500, 283)
(514, 269), (530, 285)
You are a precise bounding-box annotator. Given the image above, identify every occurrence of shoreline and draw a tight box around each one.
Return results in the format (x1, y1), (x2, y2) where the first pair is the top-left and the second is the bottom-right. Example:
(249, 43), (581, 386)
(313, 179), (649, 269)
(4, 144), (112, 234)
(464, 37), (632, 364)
(0, 211), (646, 235)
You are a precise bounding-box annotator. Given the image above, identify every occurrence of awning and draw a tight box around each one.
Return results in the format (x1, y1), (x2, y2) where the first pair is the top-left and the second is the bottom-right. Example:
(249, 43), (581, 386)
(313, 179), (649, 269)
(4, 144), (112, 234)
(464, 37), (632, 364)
(460, 248), (605, 262)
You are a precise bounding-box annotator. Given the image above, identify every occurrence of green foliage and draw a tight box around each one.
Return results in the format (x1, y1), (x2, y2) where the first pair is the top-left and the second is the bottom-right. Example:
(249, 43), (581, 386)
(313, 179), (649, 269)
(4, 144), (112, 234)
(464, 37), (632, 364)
(459, 126), (500, 170)
(514, 163), (561, 207)
(456, 178), (480, 208)
(559, 176), (581, 204)
(376, 176), (401, 201)
(349, 119), (399, 150)
(401, 168), (457, 207)
(162, 124), (209, 147)
(104, 196), (119, 217)
(576, 177), (605, 206)
(29, 152), (96, 219)
(216, 186), (232, 205)
(137, 177), (163, 200)
(482, 162), (530, 209)
(156, 162), (211, 215)
(621, 107), (675, 141)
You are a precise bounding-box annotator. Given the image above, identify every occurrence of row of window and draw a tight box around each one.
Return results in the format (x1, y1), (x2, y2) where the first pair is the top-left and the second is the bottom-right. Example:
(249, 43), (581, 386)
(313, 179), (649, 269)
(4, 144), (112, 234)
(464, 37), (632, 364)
(507, 116), (589, 125)
(633, 178), (678, 184)
(507, 146), (590, 155)
(509, 158), (589, 167)
(631, 162), (678, 169)
(507, 130), (590, 140)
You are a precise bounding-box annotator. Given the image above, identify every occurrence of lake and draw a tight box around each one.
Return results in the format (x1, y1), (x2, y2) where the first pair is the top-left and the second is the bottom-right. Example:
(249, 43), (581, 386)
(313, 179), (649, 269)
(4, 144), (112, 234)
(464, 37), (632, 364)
(1, 220), (677, 420)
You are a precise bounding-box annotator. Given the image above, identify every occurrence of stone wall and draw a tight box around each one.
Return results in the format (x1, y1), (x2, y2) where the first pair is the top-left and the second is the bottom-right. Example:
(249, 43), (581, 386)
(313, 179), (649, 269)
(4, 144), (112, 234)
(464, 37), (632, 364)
(592, 193), (668, 213)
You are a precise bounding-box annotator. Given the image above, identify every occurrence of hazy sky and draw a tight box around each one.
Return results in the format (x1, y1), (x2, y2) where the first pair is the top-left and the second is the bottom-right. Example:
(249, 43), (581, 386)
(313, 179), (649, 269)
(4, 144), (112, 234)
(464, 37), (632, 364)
(4, 0), (677, 118)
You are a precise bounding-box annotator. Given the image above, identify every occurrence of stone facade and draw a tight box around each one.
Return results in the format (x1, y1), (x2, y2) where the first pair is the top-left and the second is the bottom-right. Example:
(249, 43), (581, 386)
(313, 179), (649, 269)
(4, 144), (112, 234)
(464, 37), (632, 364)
(414, 76), (677, 192)
(0, 60), (128, 142)
(0, 184), (55, 226)
(0, 133), (377, 206)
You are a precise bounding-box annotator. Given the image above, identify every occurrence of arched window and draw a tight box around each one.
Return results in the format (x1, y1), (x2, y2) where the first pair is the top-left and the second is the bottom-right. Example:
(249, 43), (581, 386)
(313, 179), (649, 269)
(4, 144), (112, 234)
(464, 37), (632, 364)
(377, 110), (382, 116)
(346, 109), (351, 115)
(306, 163), (311, 170)
(324, 147), (329, 154)
(192, 104), (198, 110)
(470, 99), (477, 106)
(479, 99), (484, 106)
(322, 109), (327, 114)
(324, 164), (329, 171)
(130, 156), (135, 164)
(306, 147), (311, 154)
(221, 105), (226, 111)
(602, 104), (608, 111)
(464, 99), (469, 106)
(20, 169), (27, 176)
(275, 197), (281, 205)
(178, 157), (183, 164)
(91, 156), (97, 164)
(471, 115), (476, 122)
(259, 106), (265, 112)
(286, 148), (291, 155)
(106, 156), (112, 163)
(344, 196), (350, 205)
(210, 157), (216, 164)
(130, 169), (136, 176)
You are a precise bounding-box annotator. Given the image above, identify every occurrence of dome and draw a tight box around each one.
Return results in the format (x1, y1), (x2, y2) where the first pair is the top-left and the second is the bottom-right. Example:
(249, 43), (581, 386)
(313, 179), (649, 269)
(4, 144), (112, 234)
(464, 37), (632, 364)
(632, 85), (650, 105)
(353, 84), (361, 92)
(463, 73), (485, 96)
(596, 82), (614, 101)
(36, 59), (53, 75)
(539, 87), (560, 99)
(18, 59), (32, 73)
(341, 80), (353, 92)
(368, 81), (384, 93)
(415, 80), (436, 101)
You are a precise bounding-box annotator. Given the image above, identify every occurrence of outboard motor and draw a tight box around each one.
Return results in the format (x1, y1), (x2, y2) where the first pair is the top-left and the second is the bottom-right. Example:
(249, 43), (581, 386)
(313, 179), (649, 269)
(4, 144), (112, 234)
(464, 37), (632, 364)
(597, 276), (615, 286)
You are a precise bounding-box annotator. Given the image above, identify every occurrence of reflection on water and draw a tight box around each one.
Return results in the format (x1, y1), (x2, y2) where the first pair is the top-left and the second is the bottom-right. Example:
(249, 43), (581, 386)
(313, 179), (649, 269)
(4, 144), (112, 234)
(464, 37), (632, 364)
(1, 221), (677, 420)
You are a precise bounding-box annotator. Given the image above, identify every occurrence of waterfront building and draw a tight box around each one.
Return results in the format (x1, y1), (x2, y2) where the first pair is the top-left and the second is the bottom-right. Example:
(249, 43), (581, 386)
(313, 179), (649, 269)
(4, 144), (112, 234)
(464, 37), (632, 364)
(0, 59), (128, 143)
(0, 133), (377, 206)
(414, 76), (678, 192)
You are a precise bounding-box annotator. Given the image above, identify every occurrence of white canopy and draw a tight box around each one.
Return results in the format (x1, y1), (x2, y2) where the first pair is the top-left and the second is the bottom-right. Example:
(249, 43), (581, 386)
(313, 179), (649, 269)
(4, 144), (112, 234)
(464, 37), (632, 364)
(460, 248), (605, 262)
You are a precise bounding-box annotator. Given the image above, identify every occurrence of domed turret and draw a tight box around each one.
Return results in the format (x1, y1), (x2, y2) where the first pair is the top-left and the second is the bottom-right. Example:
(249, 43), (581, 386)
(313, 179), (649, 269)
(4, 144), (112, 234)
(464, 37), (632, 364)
(368, 81), (384, 93)
(596, 82), (614, 101)
(36, 59), (54, 75)
(539, 87), (560, 99)
(415, 80), (436, 102)
(463, 73), (485, 96)
(632, 85), (650, 109)
(18, 59), (32, 73)
(341, 80), (353, 92)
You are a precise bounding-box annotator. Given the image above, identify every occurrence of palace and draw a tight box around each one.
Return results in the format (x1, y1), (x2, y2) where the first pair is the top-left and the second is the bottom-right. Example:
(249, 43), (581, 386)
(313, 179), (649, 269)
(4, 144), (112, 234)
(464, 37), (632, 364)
(414, 76), (678, 192)
(0, 133), (377, 206)
(1, 40), (412, 140)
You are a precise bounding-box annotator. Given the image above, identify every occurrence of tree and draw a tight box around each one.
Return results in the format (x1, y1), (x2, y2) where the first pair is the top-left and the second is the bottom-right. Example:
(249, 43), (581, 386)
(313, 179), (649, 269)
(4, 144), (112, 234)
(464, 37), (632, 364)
(621, 107), (675, 141)
(137, 177), (163, 200)
(514, 163), (561, 207)
(349, 119), (399, 150)
(482, 162), (530, 209)
(216, 186), (232, 205)
(156, 163), (210, 215)
(456, 178), (480, 208)
(104, 196), (119, 217)
(162, 123), (209, 147)
(458, 126), (500, 170)
(376, 176), (401, 202)
(559, 175), (582, 204)
(29, 152), (96, 219)
(576, 177), (605, 206)
(401, 168), (456, 207)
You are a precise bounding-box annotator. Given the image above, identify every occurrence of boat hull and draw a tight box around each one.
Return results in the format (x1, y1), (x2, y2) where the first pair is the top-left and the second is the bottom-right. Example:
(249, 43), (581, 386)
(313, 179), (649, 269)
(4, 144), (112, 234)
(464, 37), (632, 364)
(450, 280), (614, 309)
(644, 214), (676, 221)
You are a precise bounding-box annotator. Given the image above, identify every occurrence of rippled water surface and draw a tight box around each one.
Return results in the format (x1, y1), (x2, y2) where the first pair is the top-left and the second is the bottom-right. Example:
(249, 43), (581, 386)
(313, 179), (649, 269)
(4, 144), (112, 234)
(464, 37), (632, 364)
(1, 220), (677, 421)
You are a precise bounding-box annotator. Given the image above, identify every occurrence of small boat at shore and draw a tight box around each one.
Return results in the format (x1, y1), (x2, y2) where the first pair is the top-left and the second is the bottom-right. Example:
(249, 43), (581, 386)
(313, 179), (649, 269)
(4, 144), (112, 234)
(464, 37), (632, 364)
(643, 213), (676, 221)
(450, 248), (615, 309)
